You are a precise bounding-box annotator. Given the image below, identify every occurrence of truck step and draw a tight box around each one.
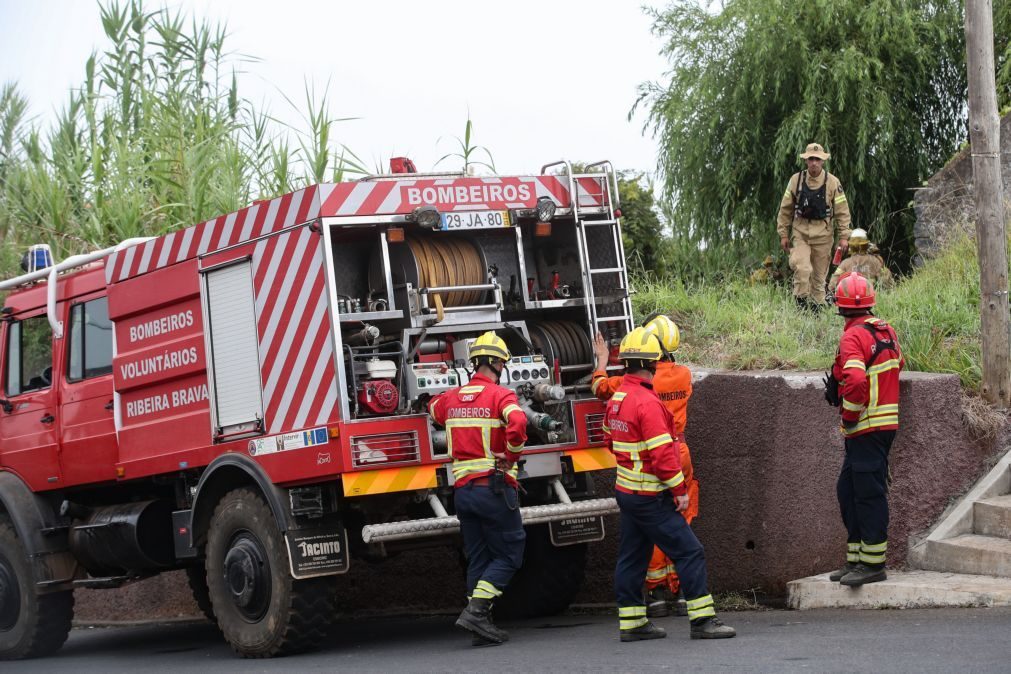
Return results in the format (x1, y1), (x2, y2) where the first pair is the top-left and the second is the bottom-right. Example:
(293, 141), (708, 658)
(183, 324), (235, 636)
(361, 497), (619, 544)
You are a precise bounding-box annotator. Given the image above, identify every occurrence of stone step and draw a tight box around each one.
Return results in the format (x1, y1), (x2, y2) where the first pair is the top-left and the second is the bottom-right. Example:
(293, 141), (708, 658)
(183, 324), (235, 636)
(917, 534), (1011, 578)
(974, 494), (1011, 539)
(787, 570), (1011, 609)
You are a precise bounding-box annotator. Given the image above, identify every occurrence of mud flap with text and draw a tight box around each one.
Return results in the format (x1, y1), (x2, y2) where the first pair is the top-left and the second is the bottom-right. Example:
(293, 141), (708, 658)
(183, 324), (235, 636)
(285, 523), (350, 579)
(548, 515), (605, 547)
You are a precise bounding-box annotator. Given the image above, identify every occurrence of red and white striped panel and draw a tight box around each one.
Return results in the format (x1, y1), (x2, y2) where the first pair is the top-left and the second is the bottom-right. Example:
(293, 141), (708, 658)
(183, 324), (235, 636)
(104, 175), (609, 284)
(105, 184), (329, 284)
(251, 227), (337, 433)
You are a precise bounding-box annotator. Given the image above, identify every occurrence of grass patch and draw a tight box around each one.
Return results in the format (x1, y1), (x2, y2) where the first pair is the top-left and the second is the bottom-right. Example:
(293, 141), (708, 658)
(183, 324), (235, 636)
(631, 234), (989, 391)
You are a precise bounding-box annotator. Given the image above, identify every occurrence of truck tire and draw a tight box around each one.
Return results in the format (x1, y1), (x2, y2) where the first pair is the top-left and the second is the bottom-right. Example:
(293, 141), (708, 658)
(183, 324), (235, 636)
(0, 517), (74, 660)
(205, 488), (333, 658)
(494, 524), (588, 619)
(185, 565), (215, 624)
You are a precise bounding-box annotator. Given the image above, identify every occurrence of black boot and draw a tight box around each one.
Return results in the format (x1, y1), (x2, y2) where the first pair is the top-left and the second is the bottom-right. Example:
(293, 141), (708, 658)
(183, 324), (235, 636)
(672, 590), (688, 617)
(840, 563), (887, 587)
(645, 587), (670, 618)
(620, 621), (667, 642)
(690, 616), (737, 639)
(456, 597), (508, 644)
(829, 562), (859, 582)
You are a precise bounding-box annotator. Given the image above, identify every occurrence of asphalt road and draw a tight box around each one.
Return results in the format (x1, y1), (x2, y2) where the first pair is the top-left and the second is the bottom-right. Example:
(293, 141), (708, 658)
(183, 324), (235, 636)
(7, 607), (1011, 673)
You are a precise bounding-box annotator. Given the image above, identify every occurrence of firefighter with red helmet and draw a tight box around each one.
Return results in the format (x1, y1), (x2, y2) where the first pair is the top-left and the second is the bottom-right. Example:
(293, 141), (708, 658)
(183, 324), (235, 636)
(824, 272), (903, 586)
(592, 315), (696, 618)
(605, 328), (735, 641)
(428, 331), (528, 645)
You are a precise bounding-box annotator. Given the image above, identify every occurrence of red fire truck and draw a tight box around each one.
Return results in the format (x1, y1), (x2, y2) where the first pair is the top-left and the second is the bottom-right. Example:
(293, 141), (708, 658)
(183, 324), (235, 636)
(0, 160), (633, 659)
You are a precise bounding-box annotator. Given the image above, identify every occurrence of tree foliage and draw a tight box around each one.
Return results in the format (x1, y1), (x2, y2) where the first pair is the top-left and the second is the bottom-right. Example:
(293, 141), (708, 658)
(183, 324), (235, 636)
(635, 0), (968, 269)
(616, 171), (667, 275)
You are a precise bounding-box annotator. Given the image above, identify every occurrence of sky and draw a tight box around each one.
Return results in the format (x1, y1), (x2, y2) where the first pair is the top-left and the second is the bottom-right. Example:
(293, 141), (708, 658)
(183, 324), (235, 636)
(0, 0), (670, 179)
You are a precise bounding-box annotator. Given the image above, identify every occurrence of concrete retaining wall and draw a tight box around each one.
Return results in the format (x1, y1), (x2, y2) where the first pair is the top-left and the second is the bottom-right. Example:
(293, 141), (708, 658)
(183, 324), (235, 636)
(73, 370), (996, 621)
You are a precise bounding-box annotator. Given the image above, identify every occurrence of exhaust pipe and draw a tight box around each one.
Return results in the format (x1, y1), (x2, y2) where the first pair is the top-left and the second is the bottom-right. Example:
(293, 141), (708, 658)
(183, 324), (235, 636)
(67, 500), (175, 576)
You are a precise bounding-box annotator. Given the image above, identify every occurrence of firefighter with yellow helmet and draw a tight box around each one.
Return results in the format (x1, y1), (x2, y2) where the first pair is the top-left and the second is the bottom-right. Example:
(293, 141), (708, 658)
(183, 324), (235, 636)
(829, 228), (894, 291)
(592, 316), (697, 618)
(428, 331), (528, 645)
(604, 328), (735, 641)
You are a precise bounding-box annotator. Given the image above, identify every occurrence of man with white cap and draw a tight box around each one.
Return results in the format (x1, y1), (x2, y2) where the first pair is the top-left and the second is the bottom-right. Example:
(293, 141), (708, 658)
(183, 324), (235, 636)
(776, 142), (853, 310)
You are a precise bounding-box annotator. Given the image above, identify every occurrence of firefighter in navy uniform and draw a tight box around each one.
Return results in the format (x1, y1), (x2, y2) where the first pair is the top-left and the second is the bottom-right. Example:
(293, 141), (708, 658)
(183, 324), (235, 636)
(428, 332), (528, 645)
(824, 273), (904, 586)
(605, 328), (735, 641)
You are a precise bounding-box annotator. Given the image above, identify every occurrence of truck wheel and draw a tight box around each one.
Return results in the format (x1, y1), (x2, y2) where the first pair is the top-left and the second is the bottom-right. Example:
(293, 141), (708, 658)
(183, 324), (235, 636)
(205, 488), (333, 658)
(494, 524), (588, 619)
(185, 564), (215, 623)
(0, 517), (75, 660)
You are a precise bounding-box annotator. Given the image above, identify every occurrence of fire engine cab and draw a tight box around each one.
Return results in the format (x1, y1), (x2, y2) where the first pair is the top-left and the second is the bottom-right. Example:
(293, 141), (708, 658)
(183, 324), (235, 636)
(0, 160), (632, 659)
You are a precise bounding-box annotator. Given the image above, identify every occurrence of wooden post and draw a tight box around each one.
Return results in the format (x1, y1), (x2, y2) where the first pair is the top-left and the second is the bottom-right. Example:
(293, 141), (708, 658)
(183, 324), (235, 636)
(965, 0), (1010, 407)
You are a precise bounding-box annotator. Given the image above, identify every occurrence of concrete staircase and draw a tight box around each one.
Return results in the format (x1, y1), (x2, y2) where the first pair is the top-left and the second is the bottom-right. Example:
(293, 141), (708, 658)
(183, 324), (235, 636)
(788, 449), (1011, 609)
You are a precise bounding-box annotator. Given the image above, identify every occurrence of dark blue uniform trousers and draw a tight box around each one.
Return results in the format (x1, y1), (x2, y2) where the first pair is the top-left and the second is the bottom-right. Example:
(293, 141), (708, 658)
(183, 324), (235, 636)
(837, 430), (895, 568)
(615, 491), (709, 610)
(455, 482), (526, 596)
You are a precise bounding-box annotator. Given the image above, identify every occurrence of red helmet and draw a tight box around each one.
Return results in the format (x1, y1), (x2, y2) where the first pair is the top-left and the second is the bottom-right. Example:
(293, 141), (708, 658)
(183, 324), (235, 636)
(835, 272), (875, 309)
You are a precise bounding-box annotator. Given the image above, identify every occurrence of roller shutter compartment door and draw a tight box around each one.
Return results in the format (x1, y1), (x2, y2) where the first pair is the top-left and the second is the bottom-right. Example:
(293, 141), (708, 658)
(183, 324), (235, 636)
(205, 261), (264, 433)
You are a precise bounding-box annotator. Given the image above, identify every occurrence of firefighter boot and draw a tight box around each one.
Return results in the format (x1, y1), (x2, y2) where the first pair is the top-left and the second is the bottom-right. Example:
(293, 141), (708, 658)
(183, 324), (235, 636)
(673, 590), (689, 617)
(456, 597), (508, 644)
(829, 562), (859, 582)
(690, 616), (737, 640)
(620, 621), (667, 642)
(840, 563), (887, 587)
(645, 587), (670, 618)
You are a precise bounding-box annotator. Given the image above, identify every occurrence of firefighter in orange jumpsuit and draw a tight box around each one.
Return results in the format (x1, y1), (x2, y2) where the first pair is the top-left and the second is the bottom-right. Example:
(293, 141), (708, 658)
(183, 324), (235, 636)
(428, 332), (528, 645)
(824, 273), (903, 586)
(605, 328), (735, 641)
(592, 315), (694, 618)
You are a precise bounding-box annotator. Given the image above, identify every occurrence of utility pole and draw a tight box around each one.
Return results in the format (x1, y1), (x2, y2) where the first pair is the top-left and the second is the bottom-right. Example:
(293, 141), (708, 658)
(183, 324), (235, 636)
(965, 0), (1010, 408)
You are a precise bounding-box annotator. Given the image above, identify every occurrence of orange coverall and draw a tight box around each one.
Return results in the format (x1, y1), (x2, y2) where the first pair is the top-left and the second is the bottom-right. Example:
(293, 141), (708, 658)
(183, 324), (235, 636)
(591, 360), (696, 593)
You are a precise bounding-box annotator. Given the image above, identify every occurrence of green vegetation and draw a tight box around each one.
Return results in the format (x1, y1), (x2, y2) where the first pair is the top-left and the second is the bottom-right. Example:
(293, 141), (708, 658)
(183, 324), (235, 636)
(635, 0), (977, 271)
(0, 1), (365, 280)
(632, 234), (987, 390)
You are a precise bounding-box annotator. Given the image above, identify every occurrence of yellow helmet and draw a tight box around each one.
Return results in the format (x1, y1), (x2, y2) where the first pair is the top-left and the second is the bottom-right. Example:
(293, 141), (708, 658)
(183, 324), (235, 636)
(849, 228), (870, 252)
(618, 327), (664, 362)
(469, 331), (511, 362)
(644, 315), (680, 353)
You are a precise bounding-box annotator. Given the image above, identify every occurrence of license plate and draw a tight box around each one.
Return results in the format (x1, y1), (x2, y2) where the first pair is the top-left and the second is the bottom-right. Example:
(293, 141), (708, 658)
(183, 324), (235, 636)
(548, 515), (606, 547)
(440, 210), (511, 230)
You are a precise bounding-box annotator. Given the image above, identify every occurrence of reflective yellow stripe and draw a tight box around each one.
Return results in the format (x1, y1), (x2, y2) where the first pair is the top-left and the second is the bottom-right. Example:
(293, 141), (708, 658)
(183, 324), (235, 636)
(618, 606), (647, 617)
(868, 358), (901, 376)
(472, 580), (502, 599)
(859, 551), (886, 564)
(611, 440), (646, 453)
(445, 419), (504, 429)
(848, 543), (861, 551)
(861, 541), (887, 553)
(591, 376), (605, 394)
(662, 471), (685, 490)
(843, 359), (866, 371)
(842, 398), (864, 412)
(834, 195), (847, 204)
(452, 458), (496, 478)
(459, 386), (485, 395)
(506, 441), (524, 454)
(612, 392), (627, 401)
(847, 542), (861, 562)
(685, 594), (716, 621)
(645, 568), (668, 580)
(644, 433), (673, 450)
(784, 189), (792, 198)
(502, 404), (523, 421)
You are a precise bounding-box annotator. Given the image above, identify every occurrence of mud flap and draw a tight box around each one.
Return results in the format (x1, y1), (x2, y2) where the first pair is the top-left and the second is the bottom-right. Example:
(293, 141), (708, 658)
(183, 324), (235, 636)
(548, 515), (606, 547)
(285, 523), (350, 579)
